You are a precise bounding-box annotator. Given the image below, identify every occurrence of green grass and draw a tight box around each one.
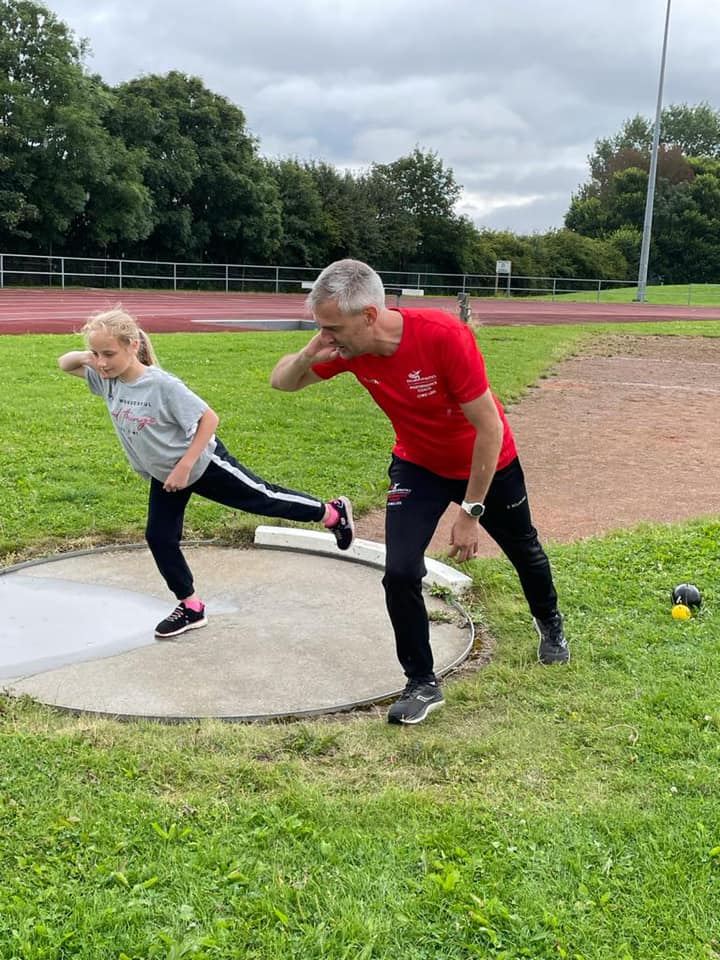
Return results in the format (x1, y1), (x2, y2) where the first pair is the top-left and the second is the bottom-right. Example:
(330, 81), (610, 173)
(530, 282), (720, 307)
(2, 322), (720, 958)
(0, 325), (590, 561)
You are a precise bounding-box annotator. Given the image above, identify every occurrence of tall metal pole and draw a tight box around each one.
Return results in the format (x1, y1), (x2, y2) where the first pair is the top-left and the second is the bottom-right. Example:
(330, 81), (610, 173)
(636, 0), (672, 302)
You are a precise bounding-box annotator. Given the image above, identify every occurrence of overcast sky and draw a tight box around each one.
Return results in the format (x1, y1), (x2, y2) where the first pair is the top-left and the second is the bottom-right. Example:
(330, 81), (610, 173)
(46, 0), (720, 235)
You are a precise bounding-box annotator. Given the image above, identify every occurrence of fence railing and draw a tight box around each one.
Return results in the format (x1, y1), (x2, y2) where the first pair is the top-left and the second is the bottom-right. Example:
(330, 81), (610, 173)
(0, 251), (642, 302)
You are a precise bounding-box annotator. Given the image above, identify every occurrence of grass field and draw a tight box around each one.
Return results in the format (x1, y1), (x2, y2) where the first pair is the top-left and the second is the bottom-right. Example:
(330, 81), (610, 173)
(531, 282), (720, 306)
(1, 321), (720, 959)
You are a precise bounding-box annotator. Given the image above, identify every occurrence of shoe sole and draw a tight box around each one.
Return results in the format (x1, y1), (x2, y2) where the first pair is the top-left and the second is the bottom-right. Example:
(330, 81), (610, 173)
(335, 496), (355, 551)
(388, 699), (445, 725)
(155, 616), (208, 639)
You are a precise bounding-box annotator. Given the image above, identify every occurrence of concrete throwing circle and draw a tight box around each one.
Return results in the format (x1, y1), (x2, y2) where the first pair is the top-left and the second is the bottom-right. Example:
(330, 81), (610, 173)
(1, 538), (473, 721)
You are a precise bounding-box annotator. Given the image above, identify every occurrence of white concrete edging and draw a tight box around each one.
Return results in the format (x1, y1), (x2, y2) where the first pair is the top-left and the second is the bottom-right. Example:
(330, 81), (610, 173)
(254, 526), (472, 592)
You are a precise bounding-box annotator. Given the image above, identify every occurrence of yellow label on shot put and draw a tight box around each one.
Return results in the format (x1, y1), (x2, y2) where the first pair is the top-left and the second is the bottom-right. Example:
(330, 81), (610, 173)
(671, 603), (692, 620)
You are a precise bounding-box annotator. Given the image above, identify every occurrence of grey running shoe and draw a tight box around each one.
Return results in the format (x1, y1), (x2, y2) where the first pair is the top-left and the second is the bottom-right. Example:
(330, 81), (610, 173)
(387, 680), (445, 725)
(534, 613), (570, 664)
(328, 496), (354, 551)
(155, 602), (208, 638)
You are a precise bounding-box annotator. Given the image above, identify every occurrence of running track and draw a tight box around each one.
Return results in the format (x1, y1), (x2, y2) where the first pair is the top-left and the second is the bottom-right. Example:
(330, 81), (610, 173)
(2, 287), (720, 334)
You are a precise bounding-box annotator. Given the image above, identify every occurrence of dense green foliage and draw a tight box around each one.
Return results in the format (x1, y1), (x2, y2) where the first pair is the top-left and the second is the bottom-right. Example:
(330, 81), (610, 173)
(2, 324), (720, 957)
(106, 73), (282, 264)
(566, 103), (720, 283)
(0, 0), (152, 251)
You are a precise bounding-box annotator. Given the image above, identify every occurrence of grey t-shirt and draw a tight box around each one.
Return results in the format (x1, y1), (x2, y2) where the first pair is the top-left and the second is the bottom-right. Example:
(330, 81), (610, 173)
(86, 365), (216, 484)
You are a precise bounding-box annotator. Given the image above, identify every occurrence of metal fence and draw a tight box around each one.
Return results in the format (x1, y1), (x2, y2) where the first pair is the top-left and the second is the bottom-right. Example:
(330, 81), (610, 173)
(0, 250), (655, 303)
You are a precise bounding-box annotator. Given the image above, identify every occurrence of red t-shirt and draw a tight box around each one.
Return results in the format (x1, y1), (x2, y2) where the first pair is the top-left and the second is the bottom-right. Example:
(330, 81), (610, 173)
(312, 308), (517, 479)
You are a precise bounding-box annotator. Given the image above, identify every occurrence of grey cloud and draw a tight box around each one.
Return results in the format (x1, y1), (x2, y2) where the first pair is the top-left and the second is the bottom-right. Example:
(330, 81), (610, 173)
(46, 0), (720, 233)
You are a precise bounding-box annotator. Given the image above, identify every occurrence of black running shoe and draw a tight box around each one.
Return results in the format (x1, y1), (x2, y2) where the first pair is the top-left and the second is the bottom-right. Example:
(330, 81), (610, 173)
(534, 613), (570, 664)
(155, 602), (208, 639)
(387, 680), (445, 725)
(328, 496), (354, 551)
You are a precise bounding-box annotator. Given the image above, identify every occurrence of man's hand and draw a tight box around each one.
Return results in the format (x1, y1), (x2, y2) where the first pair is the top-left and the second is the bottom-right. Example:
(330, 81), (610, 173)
(447, 510), (481, 563)
(270, 333), (336, 391)
(302, 331), (341, 364)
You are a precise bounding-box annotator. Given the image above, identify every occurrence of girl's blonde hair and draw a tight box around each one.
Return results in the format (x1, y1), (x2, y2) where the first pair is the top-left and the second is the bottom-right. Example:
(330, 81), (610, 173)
(81, 306), (158, 367)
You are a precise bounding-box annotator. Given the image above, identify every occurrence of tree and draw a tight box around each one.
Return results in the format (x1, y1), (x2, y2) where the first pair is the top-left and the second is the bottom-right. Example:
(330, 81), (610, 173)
(362, 165), (420, 271)
(107, 72), (282, 262)
(303, 160), (382, 265)
(650, 160), (720, 282)
(267, 158), (326, 266)
(365, 148), (467, 272)
(565, 103), (720, 283)
(0, 0), (150, 252)
(606, 226), (642, 275)
(62, 134), (154, 256)
(577, 103), (717, 210)
(588, 115), (653, 190)
(462, 230), (536, 281)
(661, 102), (720, 158)
(529, 229), (628, 281)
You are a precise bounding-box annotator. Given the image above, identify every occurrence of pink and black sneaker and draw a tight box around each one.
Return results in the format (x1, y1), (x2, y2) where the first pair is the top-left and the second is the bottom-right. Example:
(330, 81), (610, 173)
(155, 602), (208, 638)
(328, 496), (354, 551)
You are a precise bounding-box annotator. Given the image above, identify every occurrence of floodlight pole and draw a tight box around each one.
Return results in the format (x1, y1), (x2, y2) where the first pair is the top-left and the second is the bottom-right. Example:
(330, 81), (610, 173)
(636, 0), (672, 302)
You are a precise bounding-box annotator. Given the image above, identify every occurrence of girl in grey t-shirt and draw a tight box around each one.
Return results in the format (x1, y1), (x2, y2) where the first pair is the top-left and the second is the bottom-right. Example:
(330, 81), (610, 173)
(58, 307), (354, 638)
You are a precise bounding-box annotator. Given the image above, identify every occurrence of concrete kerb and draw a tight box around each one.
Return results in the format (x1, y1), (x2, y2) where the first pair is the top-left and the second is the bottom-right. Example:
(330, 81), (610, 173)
(190, 318), (316, 330)
(253, 526), (473, 592)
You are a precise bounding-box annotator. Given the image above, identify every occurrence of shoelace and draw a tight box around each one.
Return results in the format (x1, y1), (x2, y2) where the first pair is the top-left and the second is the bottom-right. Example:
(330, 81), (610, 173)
(539, 616), (564, 643)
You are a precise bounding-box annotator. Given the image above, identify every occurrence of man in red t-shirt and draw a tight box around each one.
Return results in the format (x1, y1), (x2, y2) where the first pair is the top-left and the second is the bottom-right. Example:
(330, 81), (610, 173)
(271, 259), (568, 724)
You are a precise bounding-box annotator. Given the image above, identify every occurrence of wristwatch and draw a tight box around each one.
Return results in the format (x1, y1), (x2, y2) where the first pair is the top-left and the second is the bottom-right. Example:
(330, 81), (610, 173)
(461, 500), (485, 518)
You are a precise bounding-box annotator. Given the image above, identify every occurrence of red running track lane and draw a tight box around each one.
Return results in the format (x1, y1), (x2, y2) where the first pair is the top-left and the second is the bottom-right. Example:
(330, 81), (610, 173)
(2, 287), (720, 334)
(0, 289), (310, 334)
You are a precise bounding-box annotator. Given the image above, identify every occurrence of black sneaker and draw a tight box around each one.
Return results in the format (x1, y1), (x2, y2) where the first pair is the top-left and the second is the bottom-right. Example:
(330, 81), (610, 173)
(155, 602), (208, 639)
(387, 680), (445, 725)
(534, 613), (570, 664)
(328, 496), (354, 551)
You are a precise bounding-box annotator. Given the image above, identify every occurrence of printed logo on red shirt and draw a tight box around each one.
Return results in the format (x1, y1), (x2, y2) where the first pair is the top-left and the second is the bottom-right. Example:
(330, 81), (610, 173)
(405, 369), (438, 398)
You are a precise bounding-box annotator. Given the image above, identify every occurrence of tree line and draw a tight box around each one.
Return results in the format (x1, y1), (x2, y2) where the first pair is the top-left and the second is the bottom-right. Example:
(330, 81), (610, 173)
(3, 0), (720, 284)
(566, 103), (720, 283)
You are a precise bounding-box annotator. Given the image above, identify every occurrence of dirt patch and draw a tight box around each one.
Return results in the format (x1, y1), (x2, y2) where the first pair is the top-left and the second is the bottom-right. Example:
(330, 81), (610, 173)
(354, 335), (720, 556)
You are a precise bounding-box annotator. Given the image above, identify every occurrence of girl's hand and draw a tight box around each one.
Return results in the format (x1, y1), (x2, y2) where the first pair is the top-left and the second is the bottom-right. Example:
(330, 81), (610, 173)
(163, 462), (192, 492)
(58, 349), (98, 376)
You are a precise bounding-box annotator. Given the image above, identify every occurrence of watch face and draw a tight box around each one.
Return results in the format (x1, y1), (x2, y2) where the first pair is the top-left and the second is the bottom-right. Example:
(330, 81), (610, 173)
(469, 503), (484, 517)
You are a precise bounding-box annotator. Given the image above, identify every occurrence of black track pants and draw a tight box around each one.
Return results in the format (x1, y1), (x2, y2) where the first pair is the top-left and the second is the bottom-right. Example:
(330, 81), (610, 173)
(383, 455), (559, 682)
(145, 439), (326, 599)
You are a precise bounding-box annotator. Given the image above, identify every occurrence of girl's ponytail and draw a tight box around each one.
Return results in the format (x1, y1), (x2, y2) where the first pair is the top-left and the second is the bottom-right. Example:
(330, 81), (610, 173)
(137, 328), (158, 366)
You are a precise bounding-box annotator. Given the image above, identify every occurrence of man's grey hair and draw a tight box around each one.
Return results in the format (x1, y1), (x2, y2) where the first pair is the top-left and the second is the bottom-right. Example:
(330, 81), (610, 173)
(307, 259), (385, 315)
